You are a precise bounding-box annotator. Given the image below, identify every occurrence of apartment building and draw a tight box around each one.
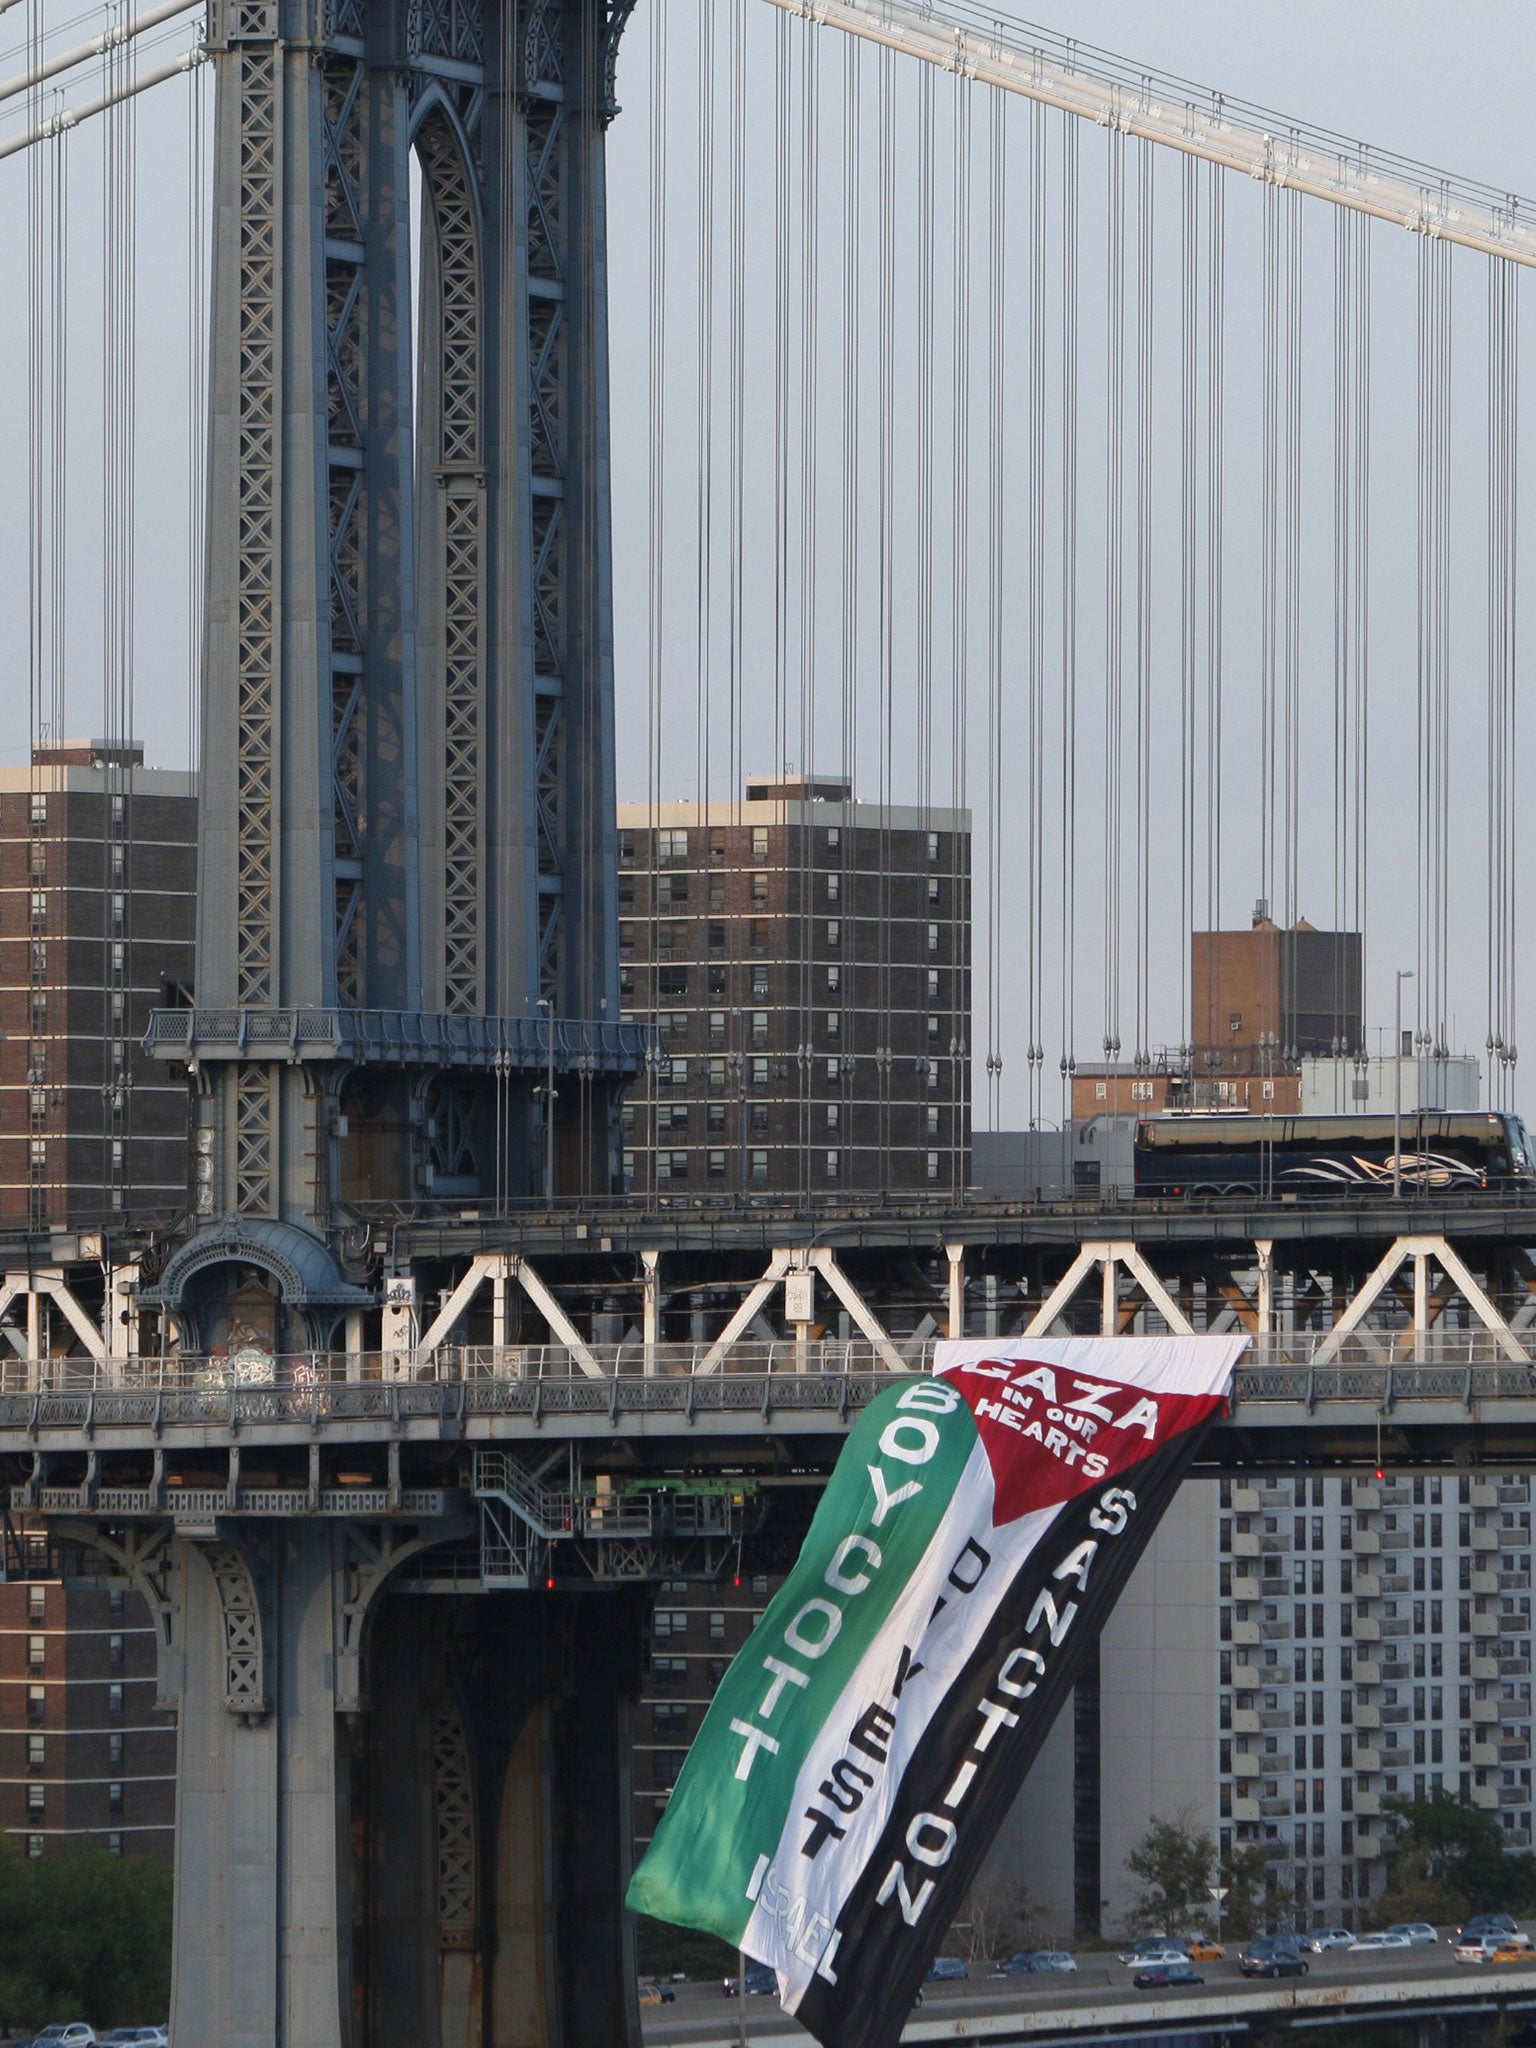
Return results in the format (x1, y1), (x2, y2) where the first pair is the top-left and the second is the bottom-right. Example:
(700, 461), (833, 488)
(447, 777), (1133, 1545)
(0, 1539), (175, 1862)
(616, 777), (970, 1196)
(0, 741), (196, 1231)
(1005, 1471), (1534, 1939)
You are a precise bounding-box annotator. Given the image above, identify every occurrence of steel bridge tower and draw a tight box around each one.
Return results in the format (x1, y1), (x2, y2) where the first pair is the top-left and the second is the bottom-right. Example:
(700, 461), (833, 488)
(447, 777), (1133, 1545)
(149, 0), (642, 1348)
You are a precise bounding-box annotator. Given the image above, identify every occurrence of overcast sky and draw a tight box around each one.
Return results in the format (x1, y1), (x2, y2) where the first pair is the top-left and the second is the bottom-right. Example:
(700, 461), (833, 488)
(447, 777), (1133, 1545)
(1, 1), (1533, 1123)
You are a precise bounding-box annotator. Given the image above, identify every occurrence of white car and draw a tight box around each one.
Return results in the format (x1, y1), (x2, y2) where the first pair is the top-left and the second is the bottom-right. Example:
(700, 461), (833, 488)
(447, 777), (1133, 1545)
(1305, 1927), (1356, 1952)
(1120, 1945), (1189, 1969)
(1385, 1921), (1439, 1946)
(1348, 1931), (1412, 1953)
(30, 2029), (98, 2048)
(1456, 1931), (1533, 1964)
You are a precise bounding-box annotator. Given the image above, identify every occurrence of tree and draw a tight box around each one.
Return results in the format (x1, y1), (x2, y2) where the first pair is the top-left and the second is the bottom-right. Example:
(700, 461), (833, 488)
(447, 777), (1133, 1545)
(1369, 1789), (1536, 1930)
(0, 1841), (171, 2034)
(1124, 1810), (1218, 1937)
(1218, 1842), (1271, 1942)
(947, 1876), (1040, 1964)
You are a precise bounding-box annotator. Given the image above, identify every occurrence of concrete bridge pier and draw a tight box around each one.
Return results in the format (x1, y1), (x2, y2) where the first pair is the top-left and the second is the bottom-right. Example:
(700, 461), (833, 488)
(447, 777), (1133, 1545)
(107, 1517), (645, 2048)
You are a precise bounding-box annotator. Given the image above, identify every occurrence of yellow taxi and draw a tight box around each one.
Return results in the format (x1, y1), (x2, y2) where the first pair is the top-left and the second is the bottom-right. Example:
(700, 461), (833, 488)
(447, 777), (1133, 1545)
(1184, 1939), (1227, 1963)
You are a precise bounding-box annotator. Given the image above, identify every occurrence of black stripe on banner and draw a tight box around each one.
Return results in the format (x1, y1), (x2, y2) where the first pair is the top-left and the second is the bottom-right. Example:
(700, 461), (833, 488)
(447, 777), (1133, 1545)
(793, 1421), (1217, 2048)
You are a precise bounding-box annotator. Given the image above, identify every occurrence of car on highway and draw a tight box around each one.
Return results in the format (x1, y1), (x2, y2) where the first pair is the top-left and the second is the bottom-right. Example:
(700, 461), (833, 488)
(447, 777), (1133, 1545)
(1119, 1941), (1188, 1968)
(1454, 1914), (1520, 1943)
(722, 1962), (777, 1997)
(1182, 1937), (1227, 1962)
(1488, 1943), (1536, 1965)
(1457, 1931), (1533, 1964)
(1122, 1933), (1179, 1966)
(925, 1957), (969, 1981)
(637, 1982), (676, 2007)
(1385, 1921), (1439, 1946)
(28, 2030), (97, 2048)
(1132, 1962), (1204, 1990)
(1349, 1931), (1413, 1954)
(1238, 1936), (1311, 1978)
(1304, 1927), (1356, 1953)
(992, 1951), (1077, 1976)
(99, 2034), (167, 2047)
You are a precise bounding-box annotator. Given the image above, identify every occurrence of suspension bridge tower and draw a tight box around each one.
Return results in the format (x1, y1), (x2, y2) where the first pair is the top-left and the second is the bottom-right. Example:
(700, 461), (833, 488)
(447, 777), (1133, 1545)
(147, 0), (643, 1350)
(103, 3), (653, 2044)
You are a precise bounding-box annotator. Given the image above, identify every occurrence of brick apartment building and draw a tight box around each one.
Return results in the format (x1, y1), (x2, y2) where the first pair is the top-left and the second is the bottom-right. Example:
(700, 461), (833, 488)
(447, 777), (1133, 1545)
(0, 742), (196, 1231)
(0, 1539), (175, 1863)
(1069, 912), (1361, 1121)
(616, 778), (971, 1196)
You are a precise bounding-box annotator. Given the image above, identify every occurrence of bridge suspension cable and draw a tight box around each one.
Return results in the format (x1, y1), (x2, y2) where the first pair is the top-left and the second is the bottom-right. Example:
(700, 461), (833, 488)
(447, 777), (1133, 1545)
(760, 0), (1536, 269)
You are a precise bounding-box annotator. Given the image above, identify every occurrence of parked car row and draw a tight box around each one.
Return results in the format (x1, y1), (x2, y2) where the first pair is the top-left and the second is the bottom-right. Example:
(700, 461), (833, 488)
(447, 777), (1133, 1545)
(5, 2029), (167, 2047)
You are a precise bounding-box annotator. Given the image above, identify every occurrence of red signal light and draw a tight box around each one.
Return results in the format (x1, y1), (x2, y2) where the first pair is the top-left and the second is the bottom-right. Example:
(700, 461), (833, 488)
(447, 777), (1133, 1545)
(545, 1577), (555, 1590)
(1374, 1467), (1385, 1482)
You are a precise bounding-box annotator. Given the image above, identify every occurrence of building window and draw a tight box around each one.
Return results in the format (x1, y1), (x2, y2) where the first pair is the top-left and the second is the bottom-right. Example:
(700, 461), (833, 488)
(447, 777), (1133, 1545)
(111, 941), (125, 973)
(926, 1150), (941, 1183)
(618, 830), (635, 865)
(827, 965), (841, 996)
(108, 1684), (123, 1718)
(26, 1688), (44, 1725)
(27, 1585), (45, 1622)
(751, 1057), (769, 1087)
(27, 1735), (43, 1773)
(708, 1058), (727, 1090)
(826, 1103), (841, 1132)
(826, 1013), (841, 1041)
(1094, 1080), (1109, 1101)
(748, 917), (771, 955)
(825, 827), (840, 854)
(709, 1611), (728, 1645)
(110, 891), (126, 927)
(26, 1784), (43, 1819)
(826, 872), (840, 903)
(927, 1106), (941, 1138)
(825, 1151), (840, 1181)
(708, 828), (726, 864)
(659, 828), (689, 861)
(826, 1058), (841, 1085)
(655, 1151), (689, 1184)
(662, 1012), (689, 1043)
(1262, 1080), (1276, 1100)
(29, 791), (46, 824)
(25, 1836), (42, 1861)
(751, 966), (769, 998)
(656, 873), (689, 911)
(927, 1015), (941, 1043)
(707, 1102), (726, 1135)
(707, 1149), (727, 1181)
(109, 1731), (123, 1769)
(1130, 1080), (1154, 1102)
(750, 873), (769, 908)
(751, 1013), (769, 1047)
(750, 827), (769, 861)
(927, 877), (940, 908)
(108, 1782), (124, 1819)
(928, 922), (940, 954)
(927, 969), (941, 1000)
(706, 922), (728, 958)
(826, 920), (840, 946)
(658, 968), (687, 1000)
(28, 1635), (44, 1672)
(750, 1150), (769, 1186)
(108, 1633), (124, 1672)
(709, 1012), (727, 1046)
(28, 889), (46, 925)
(927, 831), (941, 863)
(107, 1833), (123, 1858)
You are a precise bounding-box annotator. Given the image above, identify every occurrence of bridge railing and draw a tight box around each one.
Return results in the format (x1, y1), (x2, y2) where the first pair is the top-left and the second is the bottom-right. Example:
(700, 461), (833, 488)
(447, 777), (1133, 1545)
(0, 1330), (1532, 1400)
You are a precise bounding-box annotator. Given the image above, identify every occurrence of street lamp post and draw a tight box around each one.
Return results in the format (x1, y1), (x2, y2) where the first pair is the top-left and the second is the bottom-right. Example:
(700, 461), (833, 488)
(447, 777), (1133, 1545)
(1393, 969), (1415, 1199)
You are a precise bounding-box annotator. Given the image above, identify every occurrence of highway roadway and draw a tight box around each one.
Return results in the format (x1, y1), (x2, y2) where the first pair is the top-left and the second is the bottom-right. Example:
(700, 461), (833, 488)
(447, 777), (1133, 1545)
(640, 1940), (1536, 2043)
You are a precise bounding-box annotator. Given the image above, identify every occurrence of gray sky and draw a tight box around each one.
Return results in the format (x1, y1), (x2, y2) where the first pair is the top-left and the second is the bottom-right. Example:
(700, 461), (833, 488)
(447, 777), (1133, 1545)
(1, 1), (1534, 1124)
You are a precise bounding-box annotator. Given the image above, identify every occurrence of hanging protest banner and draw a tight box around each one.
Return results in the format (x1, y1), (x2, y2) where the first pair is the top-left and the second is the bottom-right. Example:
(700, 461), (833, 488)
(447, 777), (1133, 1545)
(627, 1334), (1244, 2048)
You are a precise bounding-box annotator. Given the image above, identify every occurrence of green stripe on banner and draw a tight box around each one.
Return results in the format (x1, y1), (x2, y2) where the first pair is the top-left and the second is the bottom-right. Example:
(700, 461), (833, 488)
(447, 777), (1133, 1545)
(627, 1380), (979, 1948)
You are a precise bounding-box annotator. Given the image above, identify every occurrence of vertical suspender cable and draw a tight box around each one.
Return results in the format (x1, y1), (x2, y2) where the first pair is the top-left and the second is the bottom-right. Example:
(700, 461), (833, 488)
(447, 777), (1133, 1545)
(1205, 164), (1226, 959)
(643, 0), (669, 1202)
(185, 51), (205, 769)
(1259, 182), (1278, 930)
(877, 45), (897, 1177)
(1282, 186), (1302, 934)
(1179, 154), (1198, 1065)
(839, 33), (860, 1164)
(1132, 134), (1154, 1073)
(1057, 114), (1079, 1124)
(949, 79), (970, 1185)
(797, 22), (820, 1197)
(1025, 98), (1045, 1125)
(984, 86), (1005, 1132)
(773, 11), (792, 780)
(1102, 126), (1125, 1075)
(694, 0), (715, 810)
(1488, 255), (1519, 1103)
(727, 0), (746, 823)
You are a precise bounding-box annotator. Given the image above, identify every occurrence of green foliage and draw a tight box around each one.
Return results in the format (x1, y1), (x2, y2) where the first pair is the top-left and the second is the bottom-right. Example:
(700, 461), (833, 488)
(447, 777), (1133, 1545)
(1217, 1841), (1270, 1942)
(1368, 1788), (1536, 1929)
(633, 1914), (737, 1983)
(1124, 1810), (1219, 1937)
(0, 1840), (171, 2034)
